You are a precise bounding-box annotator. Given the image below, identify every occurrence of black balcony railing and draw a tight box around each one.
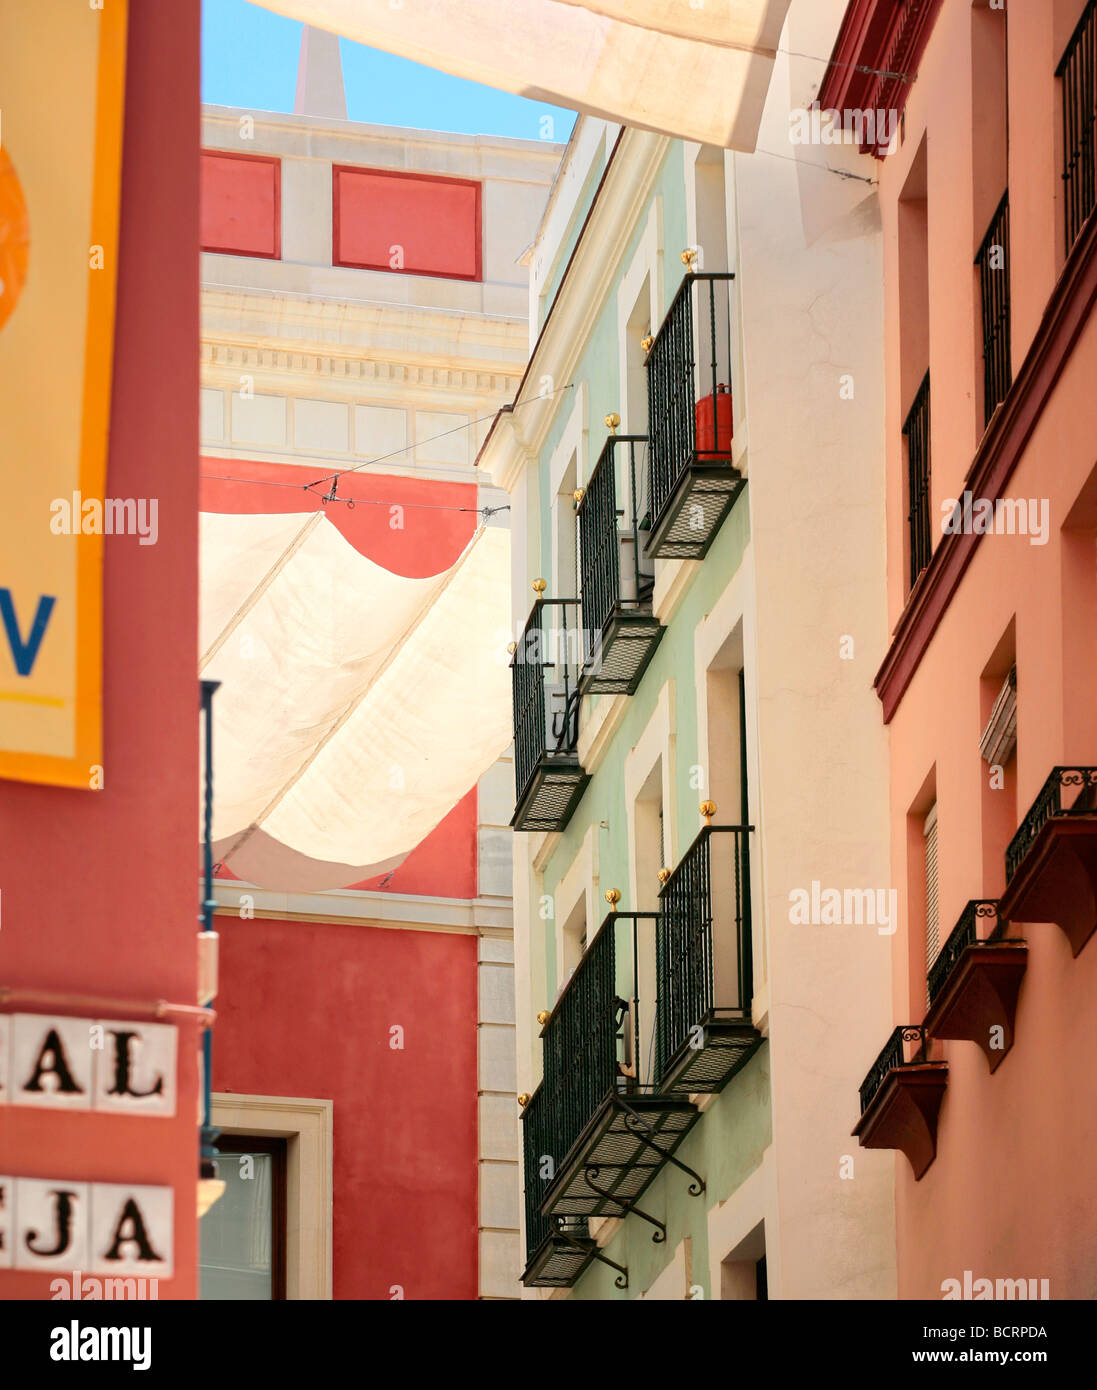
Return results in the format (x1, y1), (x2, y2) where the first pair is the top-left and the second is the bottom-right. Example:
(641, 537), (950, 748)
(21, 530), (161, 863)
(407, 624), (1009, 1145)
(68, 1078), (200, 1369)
(1058, 0), (1097, 254)
(976, 193), (1012, 428)
(655, 824), (759, 1094)
(645, 271), (743, 560)
(523, 910), (701, 1283)
(540, 911), (623, 1166)
(858, 1025), (927, 1114)
(510, 597), (588, 831)
(521, 1084), (557, 1260)
(519, 1085), (599, 1287)
(576, 435), (664, 696)
(904, 371), (932, 589)
(927, 900), (1002, 1006)
(1005, 766), (1097, 882)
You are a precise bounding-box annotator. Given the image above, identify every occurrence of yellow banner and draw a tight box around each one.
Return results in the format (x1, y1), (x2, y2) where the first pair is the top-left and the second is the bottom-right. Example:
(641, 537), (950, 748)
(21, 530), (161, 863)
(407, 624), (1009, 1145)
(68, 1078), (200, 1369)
(0, 0), (127, 786)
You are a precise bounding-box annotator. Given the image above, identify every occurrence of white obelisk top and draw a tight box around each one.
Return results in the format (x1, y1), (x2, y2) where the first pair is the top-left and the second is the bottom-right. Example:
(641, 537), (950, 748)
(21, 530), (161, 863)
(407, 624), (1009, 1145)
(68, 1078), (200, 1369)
(294, 24), (347, 121)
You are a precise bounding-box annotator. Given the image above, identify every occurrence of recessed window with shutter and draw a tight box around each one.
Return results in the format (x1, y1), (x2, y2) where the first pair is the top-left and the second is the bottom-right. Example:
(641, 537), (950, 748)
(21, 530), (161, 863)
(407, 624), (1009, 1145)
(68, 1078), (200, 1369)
(924, 803), (940, 995)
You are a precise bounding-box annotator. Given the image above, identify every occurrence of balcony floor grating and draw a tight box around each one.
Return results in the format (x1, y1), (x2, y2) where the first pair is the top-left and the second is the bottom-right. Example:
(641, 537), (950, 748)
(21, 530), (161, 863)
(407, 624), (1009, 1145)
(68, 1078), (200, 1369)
(659, 1013), (762, 1095)
(521, 1230), (599, 1288)
(579, 608), (665, 697)
(542, 1091), (698, 1222)
(511, 759), (589, 833)
(648, 460), (744, 560)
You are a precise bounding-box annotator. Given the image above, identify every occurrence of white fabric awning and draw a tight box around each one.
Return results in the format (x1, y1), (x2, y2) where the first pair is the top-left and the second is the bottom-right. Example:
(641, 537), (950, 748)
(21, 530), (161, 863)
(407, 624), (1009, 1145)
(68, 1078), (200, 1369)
(253, 0), (793, 149)
(201, 512), (512, 891)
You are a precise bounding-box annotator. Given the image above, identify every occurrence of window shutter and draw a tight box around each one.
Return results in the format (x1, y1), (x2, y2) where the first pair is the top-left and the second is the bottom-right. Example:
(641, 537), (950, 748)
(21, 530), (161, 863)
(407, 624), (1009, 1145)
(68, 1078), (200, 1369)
(979, 665), (1017, 766)
(924, 803), (940, 985)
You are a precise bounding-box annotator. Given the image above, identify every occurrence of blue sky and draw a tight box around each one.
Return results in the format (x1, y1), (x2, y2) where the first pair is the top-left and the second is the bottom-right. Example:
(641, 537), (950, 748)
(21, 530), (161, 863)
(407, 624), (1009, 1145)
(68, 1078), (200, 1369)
(201, 0), (576, 142)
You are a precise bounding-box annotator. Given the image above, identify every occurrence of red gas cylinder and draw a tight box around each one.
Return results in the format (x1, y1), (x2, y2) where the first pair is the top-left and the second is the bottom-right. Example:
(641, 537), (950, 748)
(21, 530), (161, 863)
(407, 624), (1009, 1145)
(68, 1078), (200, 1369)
(695, 384), (733, 457)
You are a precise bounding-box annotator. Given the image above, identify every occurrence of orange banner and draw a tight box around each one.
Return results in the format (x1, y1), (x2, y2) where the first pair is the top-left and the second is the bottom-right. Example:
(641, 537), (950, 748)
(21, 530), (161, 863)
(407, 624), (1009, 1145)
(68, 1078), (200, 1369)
(0, 0), (127, 786)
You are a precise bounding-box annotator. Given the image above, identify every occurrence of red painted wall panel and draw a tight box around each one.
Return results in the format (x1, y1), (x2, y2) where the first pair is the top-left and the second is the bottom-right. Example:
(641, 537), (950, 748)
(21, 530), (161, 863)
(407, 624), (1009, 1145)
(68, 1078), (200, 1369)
(334, 166), (481, 280)
(201, 150), (280, 259)
(0, 0), (200, 1298)
(213, 917), (479, 1300)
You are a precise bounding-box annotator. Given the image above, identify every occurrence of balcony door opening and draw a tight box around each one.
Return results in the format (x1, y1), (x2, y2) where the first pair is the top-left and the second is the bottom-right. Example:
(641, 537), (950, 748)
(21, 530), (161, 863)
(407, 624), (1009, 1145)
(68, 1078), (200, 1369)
(979, 623), (1018, 896)
(553, 448), (579, 599)
(899, 139), (931, 591)
(633, 760), (664, 1084)
(704, 629), (751, 1014)
(972, 0), (1011, 430)
(720, 1221), (767, 1300)
(561, 894), (588, 983)
(705, 630), (747, 825)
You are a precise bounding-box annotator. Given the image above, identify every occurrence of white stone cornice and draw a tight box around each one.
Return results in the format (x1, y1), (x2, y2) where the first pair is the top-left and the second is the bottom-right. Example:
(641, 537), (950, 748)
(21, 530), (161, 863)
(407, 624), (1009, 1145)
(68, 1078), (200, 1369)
(201, 285), (529, 375)
(200, 339), (520, 396)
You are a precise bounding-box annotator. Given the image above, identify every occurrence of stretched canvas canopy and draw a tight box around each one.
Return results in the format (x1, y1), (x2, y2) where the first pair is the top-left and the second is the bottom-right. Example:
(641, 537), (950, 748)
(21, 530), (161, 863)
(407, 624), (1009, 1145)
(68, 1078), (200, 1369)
(254, 0), (793, 148)
(201, 512), (512, 890)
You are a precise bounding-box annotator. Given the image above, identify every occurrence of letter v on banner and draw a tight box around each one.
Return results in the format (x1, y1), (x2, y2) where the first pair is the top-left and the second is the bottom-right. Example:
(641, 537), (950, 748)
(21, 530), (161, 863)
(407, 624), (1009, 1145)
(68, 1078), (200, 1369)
(0, 0), (127, 786)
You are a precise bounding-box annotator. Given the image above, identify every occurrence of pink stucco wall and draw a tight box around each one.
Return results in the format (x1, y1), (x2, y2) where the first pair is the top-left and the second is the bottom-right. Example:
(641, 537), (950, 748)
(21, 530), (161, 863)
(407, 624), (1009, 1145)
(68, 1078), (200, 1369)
(874, 0), (1097, 1298)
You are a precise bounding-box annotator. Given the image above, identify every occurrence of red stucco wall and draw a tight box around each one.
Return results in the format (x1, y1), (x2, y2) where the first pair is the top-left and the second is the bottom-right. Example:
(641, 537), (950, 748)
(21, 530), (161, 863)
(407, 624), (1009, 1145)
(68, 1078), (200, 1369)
(212, 916), (479, 1300)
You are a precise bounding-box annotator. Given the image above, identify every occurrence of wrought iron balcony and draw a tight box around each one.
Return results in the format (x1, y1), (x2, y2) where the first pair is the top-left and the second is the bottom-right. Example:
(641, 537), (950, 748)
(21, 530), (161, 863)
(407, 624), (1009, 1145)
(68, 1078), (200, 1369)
(576, 434), (665, 697)
(510, 595), (589, 833)
(655, 817), (761, 1096)
(924, 900), (1026, 1073)
(1000, 766), (1097, 956)
(520, 907), (703, 1289)
(904, 370), (931, 590)
(927, 900), (1001, 1006)
(853, 1024), (946, 1179)
(857, 1025), (927, 1116)
(644, 269), (743, 560)
(1058, 0), (1097, 255)
(519, 1086), (601, 1288)
(975, 192), (1011, 429)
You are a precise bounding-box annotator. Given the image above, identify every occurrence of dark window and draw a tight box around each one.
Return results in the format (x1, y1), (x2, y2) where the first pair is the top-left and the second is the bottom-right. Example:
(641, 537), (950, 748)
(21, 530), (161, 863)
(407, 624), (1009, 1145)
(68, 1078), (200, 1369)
(756, 1254), (768, 1301)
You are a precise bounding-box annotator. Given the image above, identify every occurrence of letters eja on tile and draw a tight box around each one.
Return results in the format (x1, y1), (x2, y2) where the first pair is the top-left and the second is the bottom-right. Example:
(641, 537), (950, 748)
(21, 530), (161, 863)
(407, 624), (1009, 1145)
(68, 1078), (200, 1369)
(0, 1014), (177, 1117)
(0, 1179), (173, 1276)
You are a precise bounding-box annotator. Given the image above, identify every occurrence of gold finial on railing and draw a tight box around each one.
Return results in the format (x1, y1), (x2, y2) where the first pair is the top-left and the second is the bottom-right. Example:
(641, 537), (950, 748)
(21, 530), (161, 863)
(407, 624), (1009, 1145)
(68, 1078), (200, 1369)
(573, 487), (585, 505)
(658, 868), (671, 886)
(700, 800), (716, 825)
(605, 888), (621, 911)
(681, 247), (699, 269)
(640, 334), (654, 353)
(532, 577), (547, 595)
(536, 1010), (550, 1025)
(506, 640), (517, 655)
(518, 1093), (531, 1107)
(604, 412), (620, 434)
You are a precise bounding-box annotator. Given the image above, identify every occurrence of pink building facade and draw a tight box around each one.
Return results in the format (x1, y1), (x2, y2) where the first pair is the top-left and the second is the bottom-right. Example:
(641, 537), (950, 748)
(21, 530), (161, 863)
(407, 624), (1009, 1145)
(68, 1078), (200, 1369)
(829, 0), (1097, 1299)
